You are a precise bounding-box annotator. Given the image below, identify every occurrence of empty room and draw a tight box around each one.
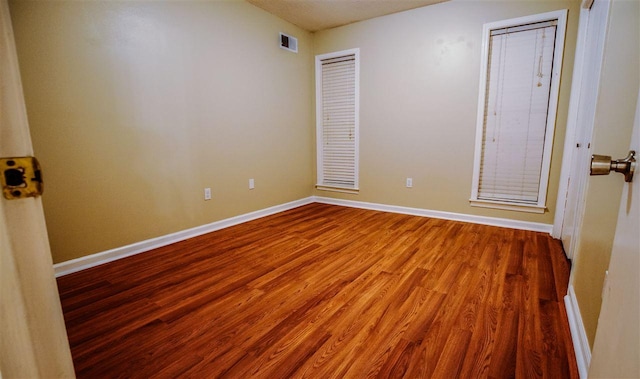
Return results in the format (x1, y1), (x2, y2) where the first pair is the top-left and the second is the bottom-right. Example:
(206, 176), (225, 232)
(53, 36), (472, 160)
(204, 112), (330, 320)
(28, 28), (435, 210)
(1, 0), (638, 378)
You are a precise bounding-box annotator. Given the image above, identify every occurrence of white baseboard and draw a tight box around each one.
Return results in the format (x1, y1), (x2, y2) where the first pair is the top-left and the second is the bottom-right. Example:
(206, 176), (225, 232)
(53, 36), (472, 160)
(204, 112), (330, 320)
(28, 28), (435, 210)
(565, 285), (591, 378)
(55, 196), (554, 277)
(312, 196), (553, 234)
(53, 197), (315, 277)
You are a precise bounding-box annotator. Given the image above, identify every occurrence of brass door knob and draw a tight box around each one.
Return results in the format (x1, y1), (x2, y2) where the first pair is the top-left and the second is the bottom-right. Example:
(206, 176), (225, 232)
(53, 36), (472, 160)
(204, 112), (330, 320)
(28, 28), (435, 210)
(590, 150), (636, 182)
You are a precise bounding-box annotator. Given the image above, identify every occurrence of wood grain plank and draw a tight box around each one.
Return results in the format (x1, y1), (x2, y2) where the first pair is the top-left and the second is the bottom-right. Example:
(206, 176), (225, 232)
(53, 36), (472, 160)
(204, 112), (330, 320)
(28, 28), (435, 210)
(56, 204), (578, 379)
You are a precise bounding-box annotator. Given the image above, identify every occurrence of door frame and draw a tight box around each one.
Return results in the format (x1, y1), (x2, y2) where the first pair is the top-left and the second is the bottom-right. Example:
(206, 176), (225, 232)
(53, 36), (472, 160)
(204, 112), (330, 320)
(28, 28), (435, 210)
(552, 0), (611, 261)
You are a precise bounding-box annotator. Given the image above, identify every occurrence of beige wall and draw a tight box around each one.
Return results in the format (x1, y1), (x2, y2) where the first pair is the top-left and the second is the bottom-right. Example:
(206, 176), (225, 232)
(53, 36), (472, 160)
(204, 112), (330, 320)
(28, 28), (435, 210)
(570, 0), (639, 347)
(313, 0), (580, 225)
(9, 0), (314, 263)
(10, 0), (583, 265)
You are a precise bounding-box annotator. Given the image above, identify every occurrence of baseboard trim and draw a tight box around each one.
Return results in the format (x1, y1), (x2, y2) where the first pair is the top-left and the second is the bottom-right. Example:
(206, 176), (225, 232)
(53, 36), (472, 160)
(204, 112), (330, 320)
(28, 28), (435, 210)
(564, 285), (591, 378)
(53, 197), (315, 277)
(312, 196), (553, 233)
(55, 196), (554, 277)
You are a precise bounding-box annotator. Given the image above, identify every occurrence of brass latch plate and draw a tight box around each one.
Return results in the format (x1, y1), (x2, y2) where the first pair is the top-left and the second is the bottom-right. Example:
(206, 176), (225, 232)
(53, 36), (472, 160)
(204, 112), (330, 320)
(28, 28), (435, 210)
(1, 157), (44, 200)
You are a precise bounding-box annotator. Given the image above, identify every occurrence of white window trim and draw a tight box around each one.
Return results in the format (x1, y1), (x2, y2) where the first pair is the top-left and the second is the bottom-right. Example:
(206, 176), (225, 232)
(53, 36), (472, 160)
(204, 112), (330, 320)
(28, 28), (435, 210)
(470, 10), (568, 214)
(315, 48), (360, 193)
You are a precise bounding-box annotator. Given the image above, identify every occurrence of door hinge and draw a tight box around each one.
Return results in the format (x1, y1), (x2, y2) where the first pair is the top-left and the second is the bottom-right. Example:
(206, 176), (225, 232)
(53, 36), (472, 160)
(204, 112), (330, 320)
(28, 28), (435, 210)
(1, 157), (44, 200)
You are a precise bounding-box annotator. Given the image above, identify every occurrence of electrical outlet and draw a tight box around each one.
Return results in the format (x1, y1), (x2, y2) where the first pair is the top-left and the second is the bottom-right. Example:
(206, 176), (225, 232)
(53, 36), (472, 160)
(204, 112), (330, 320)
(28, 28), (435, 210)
(406, 178), (413, 188)
(249, 179), (255, 190)
(204, 187), (212, 200)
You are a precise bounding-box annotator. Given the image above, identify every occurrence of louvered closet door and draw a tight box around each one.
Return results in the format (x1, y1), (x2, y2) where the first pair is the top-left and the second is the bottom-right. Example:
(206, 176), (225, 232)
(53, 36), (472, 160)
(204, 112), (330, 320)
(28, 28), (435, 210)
(320, 54), (357, 189)
(479, 24), (557, 204)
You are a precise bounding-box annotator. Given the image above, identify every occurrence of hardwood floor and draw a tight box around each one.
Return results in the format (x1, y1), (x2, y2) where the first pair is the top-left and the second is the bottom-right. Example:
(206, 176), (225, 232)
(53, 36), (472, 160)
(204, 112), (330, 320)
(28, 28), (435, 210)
(57, 203), (578, 378)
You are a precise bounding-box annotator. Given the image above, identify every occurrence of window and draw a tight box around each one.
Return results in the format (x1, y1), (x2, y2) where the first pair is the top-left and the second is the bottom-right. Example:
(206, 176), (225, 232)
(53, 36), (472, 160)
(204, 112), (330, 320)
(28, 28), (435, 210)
(470, 11), (567, 213)
(315, 48), (360, 193)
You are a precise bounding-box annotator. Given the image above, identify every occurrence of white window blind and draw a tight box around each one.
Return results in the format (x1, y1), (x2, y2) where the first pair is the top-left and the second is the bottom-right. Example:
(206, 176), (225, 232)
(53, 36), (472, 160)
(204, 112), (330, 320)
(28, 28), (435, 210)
(471, 11), (567, 213)
(316, 49), (359, 192)
(479, 24), (556, 203)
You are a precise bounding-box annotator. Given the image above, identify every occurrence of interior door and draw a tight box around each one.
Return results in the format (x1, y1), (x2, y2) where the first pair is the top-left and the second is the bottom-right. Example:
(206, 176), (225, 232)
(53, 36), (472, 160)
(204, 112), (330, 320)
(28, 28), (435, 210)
(588, 91), (640, 378)
(559, 0), (611, 260)
(0, 1), (75, 377)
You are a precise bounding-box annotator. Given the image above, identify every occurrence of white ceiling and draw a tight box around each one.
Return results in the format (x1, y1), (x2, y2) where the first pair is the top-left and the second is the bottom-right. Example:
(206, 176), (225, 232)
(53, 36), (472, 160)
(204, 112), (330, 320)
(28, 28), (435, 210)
(246, 0), (449, 32)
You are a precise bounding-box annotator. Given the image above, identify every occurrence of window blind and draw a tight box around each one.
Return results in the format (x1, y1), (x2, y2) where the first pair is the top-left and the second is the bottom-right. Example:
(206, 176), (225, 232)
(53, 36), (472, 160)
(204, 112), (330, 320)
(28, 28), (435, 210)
(319, 53), (357, 189)
(478, 24), (557, 204)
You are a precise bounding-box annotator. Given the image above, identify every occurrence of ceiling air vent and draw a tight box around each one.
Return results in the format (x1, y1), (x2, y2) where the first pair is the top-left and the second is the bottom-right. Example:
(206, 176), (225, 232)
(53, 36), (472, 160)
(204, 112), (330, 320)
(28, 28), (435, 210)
(279, 32), (298, 53)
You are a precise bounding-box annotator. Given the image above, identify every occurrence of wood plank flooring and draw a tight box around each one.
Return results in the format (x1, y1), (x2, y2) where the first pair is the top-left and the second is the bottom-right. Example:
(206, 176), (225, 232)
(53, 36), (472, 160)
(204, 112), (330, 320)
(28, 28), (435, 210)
(57, 203), (578, 378)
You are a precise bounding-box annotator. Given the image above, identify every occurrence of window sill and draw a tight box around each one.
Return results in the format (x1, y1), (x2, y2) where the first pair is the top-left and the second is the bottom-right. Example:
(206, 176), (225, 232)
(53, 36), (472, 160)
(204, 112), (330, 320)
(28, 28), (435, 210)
(470, 199), (546, 214)
(316, 185), (359, 195)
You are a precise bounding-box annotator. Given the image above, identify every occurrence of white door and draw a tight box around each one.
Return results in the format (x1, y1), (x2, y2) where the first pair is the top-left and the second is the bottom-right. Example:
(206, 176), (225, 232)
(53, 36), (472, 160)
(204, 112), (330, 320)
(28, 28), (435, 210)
(588, 91), (640, 378)
(0, 1), (75, 377)
(557, 0), (611, 259)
